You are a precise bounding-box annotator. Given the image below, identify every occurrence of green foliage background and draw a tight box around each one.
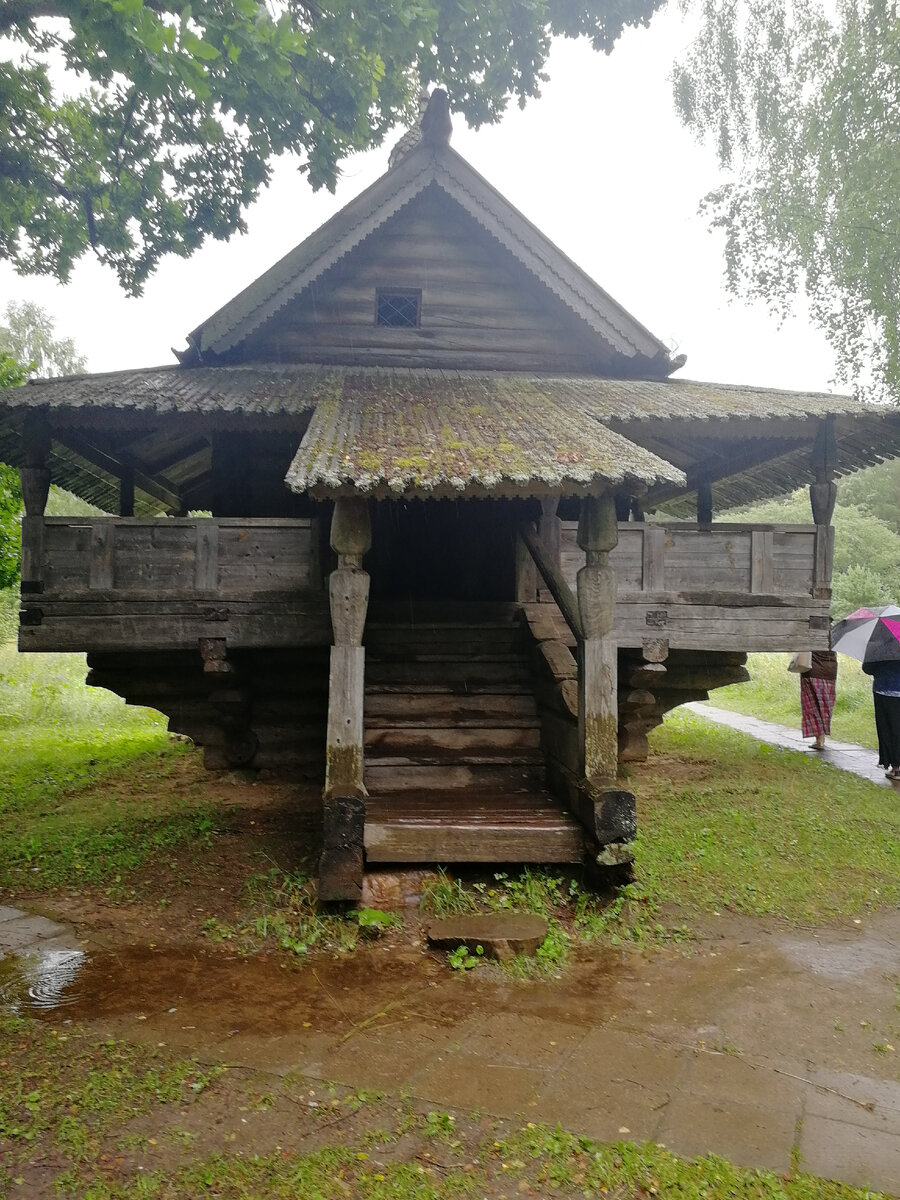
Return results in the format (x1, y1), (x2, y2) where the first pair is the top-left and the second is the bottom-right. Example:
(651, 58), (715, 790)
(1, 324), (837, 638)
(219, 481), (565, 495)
(1, 0), (661, 292)
(675, 0), (900, 401)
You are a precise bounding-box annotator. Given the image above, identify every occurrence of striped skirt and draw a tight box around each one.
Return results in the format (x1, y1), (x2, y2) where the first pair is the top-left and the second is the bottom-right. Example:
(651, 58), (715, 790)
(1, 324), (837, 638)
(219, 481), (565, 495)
(800, 676), (836, 739)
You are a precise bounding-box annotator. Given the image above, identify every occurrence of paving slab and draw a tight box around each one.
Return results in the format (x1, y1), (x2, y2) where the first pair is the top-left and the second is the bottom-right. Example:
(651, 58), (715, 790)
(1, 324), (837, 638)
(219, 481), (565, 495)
(799, 1115), (900, 1192)
(678, 1048), (805, 1115)
(686, 703), (898, 787)
(0, 914), (72, 953)
(305, 1019), (455, 1090)
(414, 1051), (545, 1114)
(658, 1093), (797, 1174)
(455, 1011), (587, 1069)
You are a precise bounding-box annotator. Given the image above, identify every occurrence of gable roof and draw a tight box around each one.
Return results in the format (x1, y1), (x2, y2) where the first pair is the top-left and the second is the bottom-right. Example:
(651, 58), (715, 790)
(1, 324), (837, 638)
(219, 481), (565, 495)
(182, 137), (677, 375)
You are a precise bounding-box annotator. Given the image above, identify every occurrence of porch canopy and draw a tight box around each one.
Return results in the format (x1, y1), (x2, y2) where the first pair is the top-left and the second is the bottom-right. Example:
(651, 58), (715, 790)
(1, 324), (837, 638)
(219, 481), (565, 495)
(284, 370), (684, 501)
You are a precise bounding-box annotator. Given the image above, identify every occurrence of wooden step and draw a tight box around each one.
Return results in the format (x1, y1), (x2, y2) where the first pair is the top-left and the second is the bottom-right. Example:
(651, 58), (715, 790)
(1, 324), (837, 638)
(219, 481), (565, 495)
(365, 692), (538, 723)
(365, 726), (540, 756)
(364, 791), (584, 863)
(365, 761), (544, 792)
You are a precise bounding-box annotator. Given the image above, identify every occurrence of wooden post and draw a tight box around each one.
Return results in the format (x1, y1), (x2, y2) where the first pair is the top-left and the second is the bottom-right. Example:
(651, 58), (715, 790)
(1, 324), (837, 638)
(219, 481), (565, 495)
(809, 418), (837, 527)
(696, 480), (713, 527)
(119, 465), (135, 518)
(535, 496), (561, 604)
(199, 637), (258, 768)
(320, 496), (371, 903)
(19, 411), (51, 594)
(809, 419), (837, 600)
(576, 493), (618, 782)
(614, 494), (631, 522)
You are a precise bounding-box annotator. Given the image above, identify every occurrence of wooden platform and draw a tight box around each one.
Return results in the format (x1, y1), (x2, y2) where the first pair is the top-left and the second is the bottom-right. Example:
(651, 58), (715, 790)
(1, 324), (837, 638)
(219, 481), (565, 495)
(363, 791), (584, 863)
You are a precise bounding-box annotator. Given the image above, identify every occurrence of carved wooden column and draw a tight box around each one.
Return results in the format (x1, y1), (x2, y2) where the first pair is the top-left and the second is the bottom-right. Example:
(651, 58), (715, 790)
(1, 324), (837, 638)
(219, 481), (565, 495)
(320, 496), (371, 903)
(569, 492), (636, 862)
(810, 418), (837, 600)
(19, 411), (51, 594)
(576, 493), (618, 782)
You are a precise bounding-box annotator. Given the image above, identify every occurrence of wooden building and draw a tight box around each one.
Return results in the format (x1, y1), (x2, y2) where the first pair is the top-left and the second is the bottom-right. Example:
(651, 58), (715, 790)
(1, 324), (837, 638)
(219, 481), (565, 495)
(3, 91), (900, 900)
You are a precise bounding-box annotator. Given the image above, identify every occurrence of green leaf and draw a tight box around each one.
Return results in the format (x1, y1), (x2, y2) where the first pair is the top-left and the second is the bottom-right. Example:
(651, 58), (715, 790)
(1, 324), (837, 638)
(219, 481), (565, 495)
(181, 31), (221, 61)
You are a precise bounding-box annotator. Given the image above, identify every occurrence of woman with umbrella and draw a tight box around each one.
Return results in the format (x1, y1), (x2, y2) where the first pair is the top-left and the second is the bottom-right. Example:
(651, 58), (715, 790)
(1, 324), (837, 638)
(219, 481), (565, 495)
(831, 606), (900, 779)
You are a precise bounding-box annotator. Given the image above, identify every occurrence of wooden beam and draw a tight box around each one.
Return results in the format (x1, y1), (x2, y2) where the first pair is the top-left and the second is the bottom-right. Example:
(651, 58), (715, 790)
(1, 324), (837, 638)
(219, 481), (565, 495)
(56, 431), (181, 511)
(519, 521), (583, 640)
(641, 435), (808, 510)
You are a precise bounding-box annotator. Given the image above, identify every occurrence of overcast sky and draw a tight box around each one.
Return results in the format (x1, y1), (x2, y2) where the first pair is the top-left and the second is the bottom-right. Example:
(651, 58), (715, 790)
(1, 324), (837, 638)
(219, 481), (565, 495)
(0, 6), (841, 393)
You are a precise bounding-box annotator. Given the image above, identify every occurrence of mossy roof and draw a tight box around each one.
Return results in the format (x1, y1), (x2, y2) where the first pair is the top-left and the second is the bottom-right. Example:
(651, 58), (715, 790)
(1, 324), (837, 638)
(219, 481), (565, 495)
(284, 372), (683, 499)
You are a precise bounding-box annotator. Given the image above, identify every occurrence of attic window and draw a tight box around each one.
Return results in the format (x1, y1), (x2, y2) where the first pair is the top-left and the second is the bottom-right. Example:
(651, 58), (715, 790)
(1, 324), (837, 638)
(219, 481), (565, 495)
(376, 289), (421, 327)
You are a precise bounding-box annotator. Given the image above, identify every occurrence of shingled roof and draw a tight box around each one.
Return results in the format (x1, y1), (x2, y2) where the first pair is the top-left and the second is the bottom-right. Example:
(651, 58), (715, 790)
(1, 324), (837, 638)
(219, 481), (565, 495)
(9, 364), (872, 422)
(6, 365), (896, 512)
(283, 372), (684, 500)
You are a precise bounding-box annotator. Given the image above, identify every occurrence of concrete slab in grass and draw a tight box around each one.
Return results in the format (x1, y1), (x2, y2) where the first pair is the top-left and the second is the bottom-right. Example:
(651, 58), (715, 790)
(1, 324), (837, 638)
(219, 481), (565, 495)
(799, 1115), (900, 1192)
(0, 915), (71, 953)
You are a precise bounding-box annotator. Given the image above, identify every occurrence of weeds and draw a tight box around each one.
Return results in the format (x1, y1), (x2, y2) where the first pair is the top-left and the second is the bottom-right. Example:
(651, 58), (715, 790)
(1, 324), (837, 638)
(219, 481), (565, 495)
(202, 867), (361, 955)
(447, 944), (483, 970)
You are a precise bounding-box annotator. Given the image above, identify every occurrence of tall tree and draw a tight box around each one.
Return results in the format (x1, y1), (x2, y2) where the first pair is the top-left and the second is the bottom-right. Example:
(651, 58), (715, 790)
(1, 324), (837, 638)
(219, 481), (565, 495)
(0, 353), (27, 590)
(674, 0), (900, 400)
(1, 0), (661, 296)
(0, 302), (87, 379)
(0, 305), (88, 588)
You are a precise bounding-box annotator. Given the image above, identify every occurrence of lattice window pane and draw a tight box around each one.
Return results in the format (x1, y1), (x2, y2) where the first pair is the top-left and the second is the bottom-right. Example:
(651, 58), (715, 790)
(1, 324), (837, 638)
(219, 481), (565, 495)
(376, 290), (421, 327)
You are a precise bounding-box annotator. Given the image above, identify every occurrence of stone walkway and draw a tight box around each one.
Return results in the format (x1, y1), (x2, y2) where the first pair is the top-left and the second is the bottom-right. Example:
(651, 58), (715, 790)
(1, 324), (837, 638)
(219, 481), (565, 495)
(685, 702), (899, 788)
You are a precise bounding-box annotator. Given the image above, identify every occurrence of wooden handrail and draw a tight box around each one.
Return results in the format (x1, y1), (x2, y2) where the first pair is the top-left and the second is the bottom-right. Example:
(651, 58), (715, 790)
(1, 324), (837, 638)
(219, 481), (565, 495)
(519, 522), (583, 642)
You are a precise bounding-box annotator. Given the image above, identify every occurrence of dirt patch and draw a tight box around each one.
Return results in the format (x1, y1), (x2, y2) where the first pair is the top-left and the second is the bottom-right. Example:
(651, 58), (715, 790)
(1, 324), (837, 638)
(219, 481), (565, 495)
(10, 762), (326, 949)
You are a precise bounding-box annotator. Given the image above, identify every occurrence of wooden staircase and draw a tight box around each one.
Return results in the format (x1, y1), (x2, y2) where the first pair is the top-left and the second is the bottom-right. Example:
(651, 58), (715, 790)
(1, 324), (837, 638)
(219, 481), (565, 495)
(361, 603), (584, 864)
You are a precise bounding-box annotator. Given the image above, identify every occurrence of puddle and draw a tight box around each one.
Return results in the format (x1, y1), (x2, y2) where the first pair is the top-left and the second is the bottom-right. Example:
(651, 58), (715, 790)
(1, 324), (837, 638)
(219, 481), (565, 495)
(0, 946), (87, 1013)
(777, 933), (900, 980)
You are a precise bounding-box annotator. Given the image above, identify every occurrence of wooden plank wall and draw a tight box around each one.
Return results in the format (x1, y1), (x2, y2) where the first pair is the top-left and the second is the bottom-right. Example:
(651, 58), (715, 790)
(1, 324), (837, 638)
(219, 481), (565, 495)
(560, 521), (832, 652)
(241, 187), (610, 373)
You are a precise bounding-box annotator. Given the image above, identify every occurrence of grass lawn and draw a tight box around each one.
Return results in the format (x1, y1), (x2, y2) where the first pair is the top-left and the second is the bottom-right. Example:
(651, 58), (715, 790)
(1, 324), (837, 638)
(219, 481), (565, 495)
(0, 645), (211, 892)
(705, 652), (878, 749)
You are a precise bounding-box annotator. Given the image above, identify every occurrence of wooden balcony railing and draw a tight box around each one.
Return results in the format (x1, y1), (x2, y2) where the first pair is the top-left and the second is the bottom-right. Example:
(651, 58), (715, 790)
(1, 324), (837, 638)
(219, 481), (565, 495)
(19, 516), (330, 652)
(562, 521), (833, 652)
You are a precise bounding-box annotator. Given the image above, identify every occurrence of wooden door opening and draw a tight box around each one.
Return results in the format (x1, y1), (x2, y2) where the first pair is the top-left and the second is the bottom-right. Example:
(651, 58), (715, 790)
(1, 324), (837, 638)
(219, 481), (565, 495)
(367, 498), (521, 602)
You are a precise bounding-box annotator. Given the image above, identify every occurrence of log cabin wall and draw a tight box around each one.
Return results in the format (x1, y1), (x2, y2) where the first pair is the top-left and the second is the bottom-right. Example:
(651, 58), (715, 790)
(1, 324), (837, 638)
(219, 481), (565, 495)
(235, 185), (614, 373)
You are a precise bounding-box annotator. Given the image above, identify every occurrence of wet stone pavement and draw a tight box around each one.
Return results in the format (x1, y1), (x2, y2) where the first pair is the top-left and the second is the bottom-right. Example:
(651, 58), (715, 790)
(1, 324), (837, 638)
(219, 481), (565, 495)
(686, 702), (900, 788)
(3, 900), (900, 1194)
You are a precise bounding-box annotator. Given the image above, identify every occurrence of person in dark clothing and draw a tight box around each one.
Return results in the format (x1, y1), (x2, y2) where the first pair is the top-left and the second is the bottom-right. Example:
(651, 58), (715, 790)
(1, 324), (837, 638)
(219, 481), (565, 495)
(800, 650), (838, 750)
(862, 659), (900, 778)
